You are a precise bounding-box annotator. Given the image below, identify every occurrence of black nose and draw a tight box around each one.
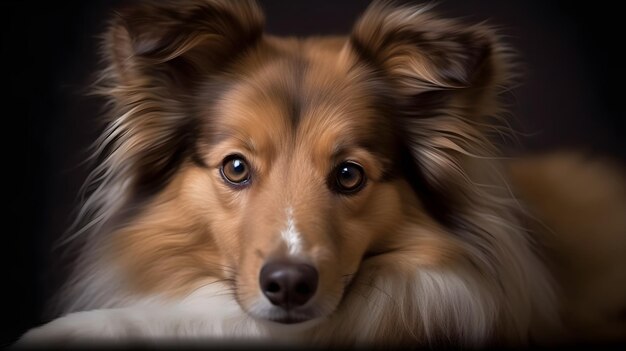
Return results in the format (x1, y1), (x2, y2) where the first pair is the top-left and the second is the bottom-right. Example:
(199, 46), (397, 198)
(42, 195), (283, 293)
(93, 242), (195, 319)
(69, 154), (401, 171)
(260, 261), (319, 309)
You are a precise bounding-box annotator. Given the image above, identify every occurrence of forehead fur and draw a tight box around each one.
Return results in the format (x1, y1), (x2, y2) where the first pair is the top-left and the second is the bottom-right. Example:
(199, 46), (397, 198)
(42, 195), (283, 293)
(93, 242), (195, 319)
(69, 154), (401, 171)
(196, 36), (398, 163)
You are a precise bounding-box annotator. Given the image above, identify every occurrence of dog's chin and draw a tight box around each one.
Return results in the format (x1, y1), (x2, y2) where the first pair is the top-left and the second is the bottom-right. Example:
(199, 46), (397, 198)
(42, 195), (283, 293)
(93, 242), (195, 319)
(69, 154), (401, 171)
(267, 315), (313, 325)
(256, 314), (325, 333)
(243, 301), (329, 332)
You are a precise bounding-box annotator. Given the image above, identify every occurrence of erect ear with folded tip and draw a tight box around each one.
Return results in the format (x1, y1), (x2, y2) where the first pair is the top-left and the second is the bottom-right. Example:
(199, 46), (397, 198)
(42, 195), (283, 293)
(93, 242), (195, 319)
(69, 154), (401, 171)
(103, 0), (265, 89)
(349, 1), (510, 112)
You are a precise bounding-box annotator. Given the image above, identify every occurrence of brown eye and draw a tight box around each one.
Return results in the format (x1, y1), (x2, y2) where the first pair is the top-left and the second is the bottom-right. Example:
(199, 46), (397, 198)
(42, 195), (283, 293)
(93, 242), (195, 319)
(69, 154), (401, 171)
(220, 155), (251, 186)
(332, 161), (366, 194)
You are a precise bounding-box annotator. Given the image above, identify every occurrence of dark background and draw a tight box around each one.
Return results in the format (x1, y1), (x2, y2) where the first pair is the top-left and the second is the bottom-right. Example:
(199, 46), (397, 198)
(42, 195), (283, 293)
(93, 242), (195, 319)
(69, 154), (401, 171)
(3, 0), (624, 346)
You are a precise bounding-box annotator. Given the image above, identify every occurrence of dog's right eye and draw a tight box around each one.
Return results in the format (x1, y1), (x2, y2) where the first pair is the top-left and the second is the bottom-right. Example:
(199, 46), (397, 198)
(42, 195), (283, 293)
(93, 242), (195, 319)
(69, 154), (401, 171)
(220, 155), (251, 186)
(331, 161), (366, 195)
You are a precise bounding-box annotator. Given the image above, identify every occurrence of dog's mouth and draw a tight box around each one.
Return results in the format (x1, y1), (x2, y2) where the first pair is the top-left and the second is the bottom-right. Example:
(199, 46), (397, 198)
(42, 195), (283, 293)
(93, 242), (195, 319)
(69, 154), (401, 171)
(271, 316), (305, 324)
(243, 302), (327, 327)
(265, 308), (320, 324)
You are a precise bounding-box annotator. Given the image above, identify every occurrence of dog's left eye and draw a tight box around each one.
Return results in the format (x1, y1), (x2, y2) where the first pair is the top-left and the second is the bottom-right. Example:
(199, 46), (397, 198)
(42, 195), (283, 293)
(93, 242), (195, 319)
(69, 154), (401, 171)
(220, 155), (251, 186)
(331, 161), (366, 194)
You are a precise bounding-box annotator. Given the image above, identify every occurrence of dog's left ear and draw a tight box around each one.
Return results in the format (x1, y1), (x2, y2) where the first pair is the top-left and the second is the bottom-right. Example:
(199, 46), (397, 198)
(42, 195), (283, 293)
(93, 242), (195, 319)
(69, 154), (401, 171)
(350, 2), (513, 223)
(350, 1), (509, 116)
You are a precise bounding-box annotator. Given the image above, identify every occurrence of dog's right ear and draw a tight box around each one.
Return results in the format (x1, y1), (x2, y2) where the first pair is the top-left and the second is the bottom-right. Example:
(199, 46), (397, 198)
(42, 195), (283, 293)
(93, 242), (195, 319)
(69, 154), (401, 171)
(103, 0), (264, 88)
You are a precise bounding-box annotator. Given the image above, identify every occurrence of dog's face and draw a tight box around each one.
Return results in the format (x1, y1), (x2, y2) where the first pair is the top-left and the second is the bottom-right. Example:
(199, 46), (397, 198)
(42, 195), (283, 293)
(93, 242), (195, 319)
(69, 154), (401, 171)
(99, 0), (506, 326)
(190, 43), (410, 323)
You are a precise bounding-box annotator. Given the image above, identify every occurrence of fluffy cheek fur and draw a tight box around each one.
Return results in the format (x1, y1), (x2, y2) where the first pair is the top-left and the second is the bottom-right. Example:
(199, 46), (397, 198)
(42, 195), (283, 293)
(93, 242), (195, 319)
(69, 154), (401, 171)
(108, 166), (228, 297)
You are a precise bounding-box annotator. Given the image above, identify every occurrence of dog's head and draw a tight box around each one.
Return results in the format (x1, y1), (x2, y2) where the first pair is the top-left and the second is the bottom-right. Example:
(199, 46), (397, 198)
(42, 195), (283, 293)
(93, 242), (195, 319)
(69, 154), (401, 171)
(93, 0), (510, 326)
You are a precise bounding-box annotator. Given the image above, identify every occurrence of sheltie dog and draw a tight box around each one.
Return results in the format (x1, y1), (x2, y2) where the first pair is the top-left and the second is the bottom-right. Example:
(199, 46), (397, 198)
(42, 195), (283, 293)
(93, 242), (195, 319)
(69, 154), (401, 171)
(20, 0), (626, 348)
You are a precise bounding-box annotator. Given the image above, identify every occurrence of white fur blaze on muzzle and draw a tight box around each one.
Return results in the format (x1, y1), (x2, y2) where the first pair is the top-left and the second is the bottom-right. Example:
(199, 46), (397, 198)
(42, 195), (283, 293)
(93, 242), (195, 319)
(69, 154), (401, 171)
(280, 207), (304, 257)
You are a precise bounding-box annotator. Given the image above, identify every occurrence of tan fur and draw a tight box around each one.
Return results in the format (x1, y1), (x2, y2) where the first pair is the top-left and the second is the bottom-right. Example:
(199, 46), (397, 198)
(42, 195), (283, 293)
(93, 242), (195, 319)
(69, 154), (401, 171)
(509, 152), (626, 342)
(23, 0), (625, 348)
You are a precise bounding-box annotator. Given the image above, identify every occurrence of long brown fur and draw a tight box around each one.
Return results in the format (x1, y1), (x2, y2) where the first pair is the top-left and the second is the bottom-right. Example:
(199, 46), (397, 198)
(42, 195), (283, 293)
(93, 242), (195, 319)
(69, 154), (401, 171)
(20, 0), (626, 348)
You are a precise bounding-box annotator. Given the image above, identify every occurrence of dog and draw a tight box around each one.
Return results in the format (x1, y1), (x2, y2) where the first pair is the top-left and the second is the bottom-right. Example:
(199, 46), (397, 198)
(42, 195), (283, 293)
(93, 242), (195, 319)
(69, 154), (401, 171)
(19, 0), (626, 348)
